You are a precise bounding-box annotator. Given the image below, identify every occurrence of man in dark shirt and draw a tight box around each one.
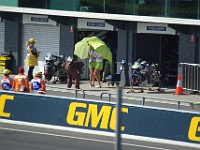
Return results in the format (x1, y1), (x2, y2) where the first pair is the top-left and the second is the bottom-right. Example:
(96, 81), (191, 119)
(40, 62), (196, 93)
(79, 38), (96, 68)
(65, 56), (84, 89)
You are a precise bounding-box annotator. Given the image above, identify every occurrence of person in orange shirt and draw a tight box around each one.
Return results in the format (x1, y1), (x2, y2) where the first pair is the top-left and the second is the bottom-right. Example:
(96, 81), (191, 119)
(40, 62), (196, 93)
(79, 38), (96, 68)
(1, 69), (14, 91)
(30, 71), (46, 94)
(14, 66), (30, 93)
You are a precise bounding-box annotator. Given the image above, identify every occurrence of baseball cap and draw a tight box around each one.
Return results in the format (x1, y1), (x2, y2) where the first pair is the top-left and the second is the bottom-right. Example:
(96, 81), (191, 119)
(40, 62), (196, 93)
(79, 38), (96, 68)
(35, 71), (42, 76)
(18, 66), (24, 73)
(29, 38), (37, 43)
(4, 69), (11, 75)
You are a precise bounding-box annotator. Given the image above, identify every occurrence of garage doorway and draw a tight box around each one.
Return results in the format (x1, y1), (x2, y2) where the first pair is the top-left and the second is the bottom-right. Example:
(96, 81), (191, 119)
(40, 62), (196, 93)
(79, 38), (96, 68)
(161, 35), (179, 85)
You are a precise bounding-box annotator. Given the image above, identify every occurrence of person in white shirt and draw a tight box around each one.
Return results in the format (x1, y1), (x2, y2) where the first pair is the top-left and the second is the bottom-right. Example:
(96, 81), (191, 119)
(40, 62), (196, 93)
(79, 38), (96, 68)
(93, 51), (103, 88)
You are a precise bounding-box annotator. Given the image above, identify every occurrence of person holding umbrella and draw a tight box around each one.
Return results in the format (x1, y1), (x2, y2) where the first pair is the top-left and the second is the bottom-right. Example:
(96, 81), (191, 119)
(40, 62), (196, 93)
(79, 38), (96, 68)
(88, 46), (96, 87)
(74, 36), (113, 87)
(94, 51), (103, 88)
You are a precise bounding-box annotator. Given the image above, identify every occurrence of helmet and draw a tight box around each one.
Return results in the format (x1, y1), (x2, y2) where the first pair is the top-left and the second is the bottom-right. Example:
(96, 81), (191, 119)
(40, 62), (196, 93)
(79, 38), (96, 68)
(29, 38), (37, 43)
(132, 62), (139, 69)
(141, 61), (147, 65)
(18, 66), (24, 73)
(35, 71), (42, 77)
(4, 69), (11, 75)
(67, 56), (73, 62)
(121, 60), (126, 64)
(45, 53), (53, 61)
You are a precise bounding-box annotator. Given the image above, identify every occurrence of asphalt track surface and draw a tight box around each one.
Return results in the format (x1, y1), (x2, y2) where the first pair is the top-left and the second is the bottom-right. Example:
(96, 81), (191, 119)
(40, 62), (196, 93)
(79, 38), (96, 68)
(0, 122), (199, 150)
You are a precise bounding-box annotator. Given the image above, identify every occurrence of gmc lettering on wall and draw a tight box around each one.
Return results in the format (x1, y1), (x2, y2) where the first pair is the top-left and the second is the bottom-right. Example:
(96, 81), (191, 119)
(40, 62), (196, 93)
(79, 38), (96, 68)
(66, 102), (128, 131)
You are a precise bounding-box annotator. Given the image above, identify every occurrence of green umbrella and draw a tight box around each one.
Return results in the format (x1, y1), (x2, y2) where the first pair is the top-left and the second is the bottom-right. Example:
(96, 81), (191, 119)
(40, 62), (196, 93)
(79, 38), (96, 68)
(74, 36), (112, 64)
(74, 37), (90, 59)
(88, 38), (112, 64)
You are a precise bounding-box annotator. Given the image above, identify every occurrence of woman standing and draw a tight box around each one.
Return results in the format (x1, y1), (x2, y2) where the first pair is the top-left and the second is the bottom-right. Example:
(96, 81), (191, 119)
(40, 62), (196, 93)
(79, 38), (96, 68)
(88, 46), (96, 87)
(25, 38), (40, 81)
(94, 51), (103, 88)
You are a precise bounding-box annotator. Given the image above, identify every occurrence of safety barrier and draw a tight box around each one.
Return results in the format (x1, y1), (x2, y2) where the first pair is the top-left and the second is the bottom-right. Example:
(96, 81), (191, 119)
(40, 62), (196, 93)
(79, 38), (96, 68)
(180, 63), (200, 93)
(0, 91), (200, 144)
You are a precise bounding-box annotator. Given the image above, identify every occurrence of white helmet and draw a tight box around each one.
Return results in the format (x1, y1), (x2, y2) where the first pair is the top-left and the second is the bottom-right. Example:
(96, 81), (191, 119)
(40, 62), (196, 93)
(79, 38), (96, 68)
(67, 56), (73, 62)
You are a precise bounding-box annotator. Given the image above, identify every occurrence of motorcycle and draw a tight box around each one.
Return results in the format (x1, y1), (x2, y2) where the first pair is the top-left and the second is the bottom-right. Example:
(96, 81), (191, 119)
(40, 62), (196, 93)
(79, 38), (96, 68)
(130, 58), (150, 86)
(149, 63), (161, 87)
(130, 58), (161, 88)
(44, 53), (67, 83)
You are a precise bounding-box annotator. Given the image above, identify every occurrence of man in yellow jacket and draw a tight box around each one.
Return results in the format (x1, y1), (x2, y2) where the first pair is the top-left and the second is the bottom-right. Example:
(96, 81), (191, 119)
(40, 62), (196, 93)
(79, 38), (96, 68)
(25, 38), (40, 81)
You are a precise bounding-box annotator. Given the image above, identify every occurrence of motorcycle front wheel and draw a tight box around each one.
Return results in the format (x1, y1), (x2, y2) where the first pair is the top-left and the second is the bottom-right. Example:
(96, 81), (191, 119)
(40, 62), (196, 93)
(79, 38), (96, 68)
(44, 64), (54, 81)
(130, 76), (139, 86)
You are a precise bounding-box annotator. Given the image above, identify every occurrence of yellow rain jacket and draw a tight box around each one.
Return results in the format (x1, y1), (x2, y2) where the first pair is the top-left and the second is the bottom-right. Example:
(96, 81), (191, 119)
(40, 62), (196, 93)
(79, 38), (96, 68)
(25, 45), (39, 67)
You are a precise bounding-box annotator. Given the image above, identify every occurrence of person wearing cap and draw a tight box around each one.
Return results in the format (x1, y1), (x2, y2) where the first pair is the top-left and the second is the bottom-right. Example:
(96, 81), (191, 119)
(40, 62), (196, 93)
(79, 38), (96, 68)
(65, 56), (84, 89)
(1, 69), (14, 91)
(30, 71), (46, 94)
(14, 66), (30, 93)
(25, 38), (40, 81)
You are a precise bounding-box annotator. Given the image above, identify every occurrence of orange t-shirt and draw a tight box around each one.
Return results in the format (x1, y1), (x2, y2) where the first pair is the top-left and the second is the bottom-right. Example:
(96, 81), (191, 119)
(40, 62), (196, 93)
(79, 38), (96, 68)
(14, 73), (30, 92)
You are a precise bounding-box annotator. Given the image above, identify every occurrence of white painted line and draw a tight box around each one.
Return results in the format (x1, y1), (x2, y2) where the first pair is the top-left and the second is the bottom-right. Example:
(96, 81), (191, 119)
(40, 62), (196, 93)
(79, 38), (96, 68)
(0, 119), (199, 148)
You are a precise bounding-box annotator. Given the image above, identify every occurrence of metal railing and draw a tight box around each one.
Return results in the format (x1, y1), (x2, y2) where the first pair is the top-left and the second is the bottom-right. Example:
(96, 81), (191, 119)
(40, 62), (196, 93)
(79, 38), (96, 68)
(47, 85), (198, 111)
(47, 85), (85, 99)
(180, 63), (200, 93)
(100, 92), (197, 110)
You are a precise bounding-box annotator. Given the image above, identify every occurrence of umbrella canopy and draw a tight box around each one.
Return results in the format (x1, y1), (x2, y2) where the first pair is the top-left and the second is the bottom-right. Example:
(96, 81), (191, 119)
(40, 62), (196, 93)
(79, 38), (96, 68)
(88, 38), (112, 64)
(74, 36), (112, 63)
(74, 37), (90, 59)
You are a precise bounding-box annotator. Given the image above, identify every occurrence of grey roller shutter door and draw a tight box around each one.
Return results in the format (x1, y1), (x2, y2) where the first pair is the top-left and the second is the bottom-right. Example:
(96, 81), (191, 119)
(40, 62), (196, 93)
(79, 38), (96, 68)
(0, 21), (5, 53)
(21, 24), (60, 74)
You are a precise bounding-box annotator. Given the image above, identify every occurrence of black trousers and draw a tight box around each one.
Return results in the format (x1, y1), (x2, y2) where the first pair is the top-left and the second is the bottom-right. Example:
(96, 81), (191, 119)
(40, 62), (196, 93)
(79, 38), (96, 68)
(28, 66), (34, 81)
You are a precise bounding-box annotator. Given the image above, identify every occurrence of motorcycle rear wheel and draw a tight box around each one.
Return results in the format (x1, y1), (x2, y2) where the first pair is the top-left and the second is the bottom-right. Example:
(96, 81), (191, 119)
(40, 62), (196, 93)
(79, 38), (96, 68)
(58, 68), (67, 82)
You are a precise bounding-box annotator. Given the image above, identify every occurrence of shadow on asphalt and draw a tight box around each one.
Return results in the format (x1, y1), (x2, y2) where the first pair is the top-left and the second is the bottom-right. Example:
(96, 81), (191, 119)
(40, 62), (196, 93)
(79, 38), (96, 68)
(146, 91), (175, 94)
